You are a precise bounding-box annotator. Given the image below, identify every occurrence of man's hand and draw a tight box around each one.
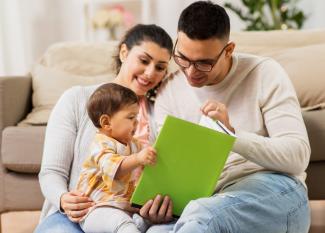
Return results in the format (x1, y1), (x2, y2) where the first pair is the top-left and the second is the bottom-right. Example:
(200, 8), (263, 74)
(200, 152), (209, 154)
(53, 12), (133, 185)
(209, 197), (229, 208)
(136, 146), (157, 166)
(60, 190), (94, 222)
(139, 195), (173, 224)
(201, 99), (235, 133)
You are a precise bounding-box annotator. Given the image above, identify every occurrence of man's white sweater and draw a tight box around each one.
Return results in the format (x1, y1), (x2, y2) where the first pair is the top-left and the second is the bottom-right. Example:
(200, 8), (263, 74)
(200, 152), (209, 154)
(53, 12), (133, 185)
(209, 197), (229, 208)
(154, 53), (310, 191)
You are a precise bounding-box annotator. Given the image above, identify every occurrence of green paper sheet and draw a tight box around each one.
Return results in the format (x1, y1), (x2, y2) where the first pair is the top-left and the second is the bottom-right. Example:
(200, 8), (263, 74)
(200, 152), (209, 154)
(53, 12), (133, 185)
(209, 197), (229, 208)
(131, 115), (236, 216)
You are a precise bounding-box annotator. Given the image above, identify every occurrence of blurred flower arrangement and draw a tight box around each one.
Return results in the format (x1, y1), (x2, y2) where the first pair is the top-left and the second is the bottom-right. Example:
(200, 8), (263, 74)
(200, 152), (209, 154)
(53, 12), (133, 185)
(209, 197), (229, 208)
(92, 4), (134, 40)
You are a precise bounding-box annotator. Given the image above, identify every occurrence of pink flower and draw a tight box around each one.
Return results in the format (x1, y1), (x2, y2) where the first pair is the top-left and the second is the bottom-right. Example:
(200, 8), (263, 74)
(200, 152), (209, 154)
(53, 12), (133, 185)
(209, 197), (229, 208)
(92, 4), (135, 30)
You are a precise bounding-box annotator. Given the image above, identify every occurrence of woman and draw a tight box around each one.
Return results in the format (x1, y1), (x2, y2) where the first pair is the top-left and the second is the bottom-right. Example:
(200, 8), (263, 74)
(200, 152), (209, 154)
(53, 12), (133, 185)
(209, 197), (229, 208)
(35, 24), (174, 233)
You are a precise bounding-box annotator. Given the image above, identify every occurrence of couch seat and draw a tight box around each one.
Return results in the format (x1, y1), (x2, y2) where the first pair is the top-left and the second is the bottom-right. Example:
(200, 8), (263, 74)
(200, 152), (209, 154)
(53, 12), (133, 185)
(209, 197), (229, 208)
(2, 126), (46, 174)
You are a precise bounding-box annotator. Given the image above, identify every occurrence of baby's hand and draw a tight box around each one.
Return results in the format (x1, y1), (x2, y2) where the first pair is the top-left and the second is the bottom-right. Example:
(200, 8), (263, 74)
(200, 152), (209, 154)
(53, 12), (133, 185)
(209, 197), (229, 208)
(136, 147), (157, 166)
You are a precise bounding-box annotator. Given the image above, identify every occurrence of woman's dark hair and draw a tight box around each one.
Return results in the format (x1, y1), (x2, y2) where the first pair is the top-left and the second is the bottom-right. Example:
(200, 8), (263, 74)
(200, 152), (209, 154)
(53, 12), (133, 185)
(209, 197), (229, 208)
(87, 83), (139, 128)
(114, 24), (173, 74)
(178, 1), (230, 40)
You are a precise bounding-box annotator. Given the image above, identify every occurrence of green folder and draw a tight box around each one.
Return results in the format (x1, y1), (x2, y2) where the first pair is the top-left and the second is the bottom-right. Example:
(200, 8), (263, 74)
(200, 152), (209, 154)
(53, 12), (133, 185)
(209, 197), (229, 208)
(130, 115), (236, 216)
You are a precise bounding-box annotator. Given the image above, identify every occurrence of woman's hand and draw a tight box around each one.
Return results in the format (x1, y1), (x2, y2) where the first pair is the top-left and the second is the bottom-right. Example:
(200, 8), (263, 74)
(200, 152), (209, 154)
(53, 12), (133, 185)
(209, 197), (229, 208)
(139, 195), (173, 224)
(201, 100), (235, 133)
(60, 190), (94, 222)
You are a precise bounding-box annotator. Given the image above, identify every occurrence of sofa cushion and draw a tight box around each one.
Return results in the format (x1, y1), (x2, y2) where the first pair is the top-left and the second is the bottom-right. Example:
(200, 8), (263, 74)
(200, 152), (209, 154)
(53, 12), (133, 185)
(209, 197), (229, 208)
(3, 173), (44, 210)
(303, 109), (325, 162)
(266, 44), (325, 110)
(306, 163), (325, 200)
(231, 29), (325, 54)
(21, 64), (114, 125)
(1, 126), (46, 173)
(19, 41), (178, 125)
(232, 30), (325, 110)
(39, 41), (119, 76)
(20, 41), (119, 125)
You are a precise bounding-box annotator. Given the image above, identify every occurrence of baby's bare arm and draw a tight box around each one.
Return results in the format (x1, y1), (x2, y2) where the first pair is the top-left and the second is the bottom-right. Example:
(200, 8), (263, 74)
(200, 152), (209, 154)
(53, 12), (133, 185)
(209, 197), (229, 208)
(115, 146), (156, 178)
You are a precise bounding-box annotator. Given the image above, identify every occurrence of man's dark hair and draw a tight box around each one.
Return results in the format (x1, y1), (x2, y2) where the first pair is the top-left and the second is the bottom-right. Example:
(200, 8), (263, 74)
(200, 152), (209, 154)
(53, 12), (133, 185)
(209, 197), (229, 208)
(178, 1), (230, 40)
(114, 24), (173, 74)
(87, 83), (138, 128)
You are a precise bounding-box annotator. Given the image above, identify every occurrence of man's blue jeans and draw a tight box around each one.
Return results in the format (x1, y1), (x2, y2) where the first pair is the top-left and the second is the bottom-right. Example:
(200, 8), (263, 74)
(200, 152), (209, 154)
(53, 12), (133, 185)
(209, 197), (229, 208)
(147, 172), (310, 233)
(35, 172), (310, 233)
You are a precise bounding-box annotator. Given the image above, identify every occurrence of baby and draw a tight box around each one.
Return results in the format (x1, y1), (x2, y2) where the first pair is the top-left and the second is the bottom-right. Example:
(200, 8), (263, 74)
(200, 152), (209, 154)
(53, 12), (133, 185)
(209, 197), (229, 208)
(77, 83), (156, 233)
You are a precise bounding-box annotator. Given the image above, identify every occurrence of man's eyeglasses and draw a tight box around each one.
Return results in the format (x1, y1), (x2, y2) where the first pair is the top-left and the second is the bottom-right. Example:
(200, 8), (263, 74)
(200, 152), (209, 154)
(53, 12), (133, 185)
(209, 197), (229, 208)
(173, 40), (229, 72)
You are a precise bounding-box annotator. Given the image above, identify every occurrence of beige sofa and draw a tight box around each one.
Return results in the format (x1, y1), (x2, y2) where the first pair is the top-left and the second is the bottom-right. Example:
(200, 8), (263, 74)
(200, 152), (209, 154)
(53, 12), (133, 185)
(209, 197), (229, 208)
(1, 30), (325, 233)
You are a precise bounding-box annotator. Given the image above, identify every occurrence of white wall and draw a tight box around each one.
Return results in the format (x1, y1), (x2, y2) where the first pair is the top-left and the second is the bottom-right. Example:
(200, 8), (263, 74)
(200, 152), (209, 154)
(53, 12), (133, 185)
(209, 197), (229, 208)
(299, 0), (325, 29)
(0, 0), (85, 76)
(0, 0), (324, 76)
(150, 0), (325, 38)
(148, 0), (246, 38)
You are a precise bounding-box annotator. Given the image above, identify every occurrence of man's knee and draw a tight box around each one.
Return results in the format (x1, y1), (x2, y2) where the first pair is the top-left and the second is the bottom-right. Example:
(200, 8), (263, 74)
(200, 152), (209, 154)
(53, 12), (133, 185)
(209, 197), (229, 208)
(183, 194), (240, 216)
(182, 199), (212, 217)
(174, 199), (222, 232)
(174, 196), (240, 233)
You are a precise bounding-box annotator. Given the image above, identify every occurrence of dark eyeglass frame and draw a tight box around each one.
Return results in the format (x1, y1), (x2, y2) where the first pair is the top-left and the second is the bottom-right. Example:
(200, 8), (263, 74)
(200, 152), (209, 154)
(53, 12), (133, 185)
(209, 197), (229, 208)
(172, 39), (229, 72)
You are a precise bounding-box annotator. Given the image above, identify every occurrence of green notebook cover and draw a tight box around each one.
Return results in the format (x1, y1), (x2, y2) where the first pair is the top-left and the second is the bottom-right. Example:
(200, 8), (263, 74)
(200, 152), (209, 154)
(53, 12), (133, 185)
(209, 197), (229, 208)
(130, 115), (236, 216)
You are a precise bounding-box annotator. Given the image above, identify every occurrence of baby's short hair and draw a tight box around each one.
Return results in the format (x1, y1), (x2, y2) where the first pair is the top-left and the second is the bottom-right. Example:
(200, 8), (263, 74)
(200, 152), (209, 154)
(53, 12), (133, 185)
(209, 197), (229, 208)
(87, 83), (139, 128)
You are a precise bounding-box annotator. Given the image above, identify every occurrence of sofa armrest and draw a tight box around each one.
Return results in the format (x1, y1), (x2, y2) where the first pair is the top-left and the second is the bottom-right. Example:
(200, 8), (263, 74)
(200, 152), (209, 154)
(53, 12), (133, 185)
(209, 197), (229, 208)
(0, 76), (32, 215)
(0, 76), (32, 131)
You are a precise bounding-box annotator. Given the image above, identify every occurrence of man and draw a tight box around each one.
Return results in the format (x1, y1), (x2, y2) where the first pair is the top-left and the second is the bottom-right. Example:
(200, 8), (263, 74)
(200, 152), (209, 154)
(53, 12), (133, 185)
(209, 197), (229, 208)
(147, 1), (311, 232)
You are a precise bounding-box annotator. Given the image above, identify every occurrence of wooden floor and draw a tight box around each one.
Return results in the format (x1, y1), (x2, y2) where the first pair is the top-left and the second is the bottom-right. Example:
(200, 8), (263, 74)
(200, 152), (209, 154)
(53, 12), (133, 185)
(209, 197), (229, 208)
(1, 211), (40, 233)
